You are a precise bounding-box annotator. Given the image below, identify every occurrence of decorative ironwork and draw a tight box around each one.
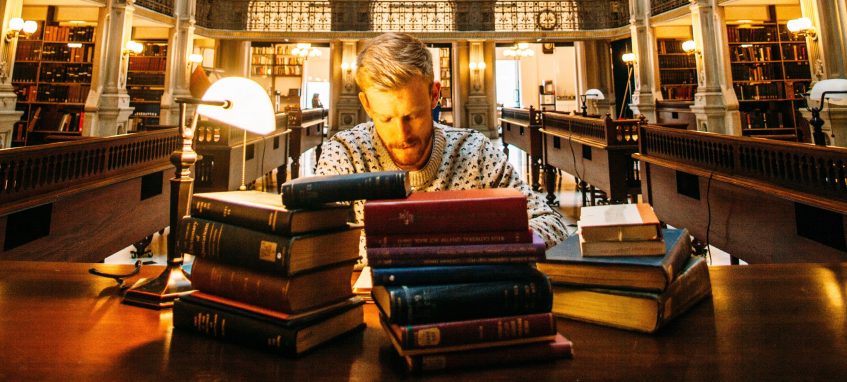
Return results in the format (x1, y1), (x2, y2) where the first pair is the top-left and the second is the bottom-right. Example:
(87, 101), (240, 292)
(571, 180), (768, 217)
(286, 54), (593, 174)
(650, 0), (688, 16)
(135, 0), (175, 17)
(195, 0), (630, 32)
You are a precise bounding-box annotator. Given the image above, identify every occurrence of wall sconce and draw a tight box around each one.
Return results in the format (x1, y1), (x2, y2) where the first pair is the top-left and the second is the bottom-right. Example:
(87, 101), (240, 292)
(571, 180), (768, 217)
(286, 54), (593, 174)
(787, 17), (817, 40)
(804, 78), (847, 146)
(580, 88), (605, 117)
(682, 40), (701, 56)
(123, 40), (144, 56)
(188, 53), (203, 70)
(469, 61), (486, 92)
(5, 17), (38, 41)
(340, 60), (356, 92)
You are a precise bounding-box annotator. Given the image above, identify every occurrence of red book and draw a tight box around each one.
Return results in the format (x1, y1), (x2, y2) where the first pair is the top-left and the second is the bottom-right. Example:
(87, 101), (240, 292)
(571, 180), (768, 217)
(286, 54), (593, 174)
(366, 229), (533, 248)
(367, 231), (545, 267)
(402, 333), (573, 372)
(364, 188), (528, 235)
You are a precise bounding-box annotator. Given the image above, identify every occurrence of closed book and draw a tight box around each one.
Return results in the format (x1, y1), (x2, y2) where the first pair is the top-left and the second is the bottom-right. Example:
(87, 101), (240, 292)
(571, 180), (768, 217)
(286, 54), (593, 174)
(402, 333), (573, 372)
(372, 269), (552, 325)
(176, 217), (361, 276)
(173, 295), (365, 356)
(538, 228), (690, 292)
(366, 229), (533, 248)
(579, 235), (666, 257)
(189, 257), (355, 313)
(281, 171), (411, 209)
(367, 231), (545, 267)
(381, 312), (557, 354)
(190, 190), (351, 235)
(364, 188), (528, 235)
(371, 264), (540, 286)
(551, 256), (711, 333)
(577, 203), (660, 242)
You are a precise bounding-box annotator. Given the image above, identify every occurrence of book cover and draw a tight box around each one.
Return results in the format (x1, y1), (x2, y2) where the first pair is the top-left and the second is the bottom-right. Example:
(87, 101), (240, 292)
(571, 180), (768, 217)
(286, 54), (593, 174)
(538, 228), (691, 292)
(173, 296), (365, 356)
(281, 171), (411, 209)
(182, 293), (363, 323)
(190, 190), (351, 235)
(579, 235), (666, 257)
(381, 312), (557, 354)
(577, 203), (660, 242)
(366, 229), (533, 248)
(367, 231), (545, 267)
(371, 264), (540, 286)
(176, 217), (361, 276)
(372, 269), (552, 325)
(402, 333), (573, 372)
(551, 256), (711, 333)
(364, 188), (528, 235)
(189, 257), (355, 313)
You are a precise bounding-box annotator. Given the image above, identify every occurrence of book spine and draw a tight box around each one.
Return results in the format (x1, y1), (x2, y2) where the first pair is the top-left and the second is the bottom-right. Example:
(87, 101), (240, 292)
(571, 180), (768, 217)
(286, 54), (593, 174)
(367, 236), (544, 264)
(281, 171), (409, 209)
(655, 257), (711, 331)
(406, 334), (572, 372)
(364, 195), (528, 235)
(383, 271), (552, 325)
(394, 313), (556, 350)
(190, 196), (294, 235)
(371, 264), (539, 286)
(189, 257), (295, 312)
(366, 230), (533, 248)
(176, 217), (291, 273)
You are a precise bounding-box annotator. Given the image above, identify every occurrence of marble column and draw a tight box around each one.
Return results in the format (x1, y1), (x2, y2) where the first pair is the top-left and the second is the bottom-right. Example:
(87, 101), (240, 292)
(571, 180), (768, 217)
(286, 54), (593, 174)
(464, 40), (495, 138)
(331, 40), (362, 135)
(575, 40), (615, 116)
(0, 0), (25, 148)
(628, 0), (659, 122)
(688, 0), (740, 135)
(159, 0), (195, 126)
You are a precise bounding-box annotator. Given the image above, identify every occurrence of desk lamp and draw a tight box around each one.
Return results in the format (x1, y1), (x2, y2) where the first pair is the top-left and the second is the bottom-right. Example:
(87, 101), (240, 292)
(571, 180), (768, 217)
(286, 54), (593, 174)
(123, 77), (275, 309)
(805, 79), (847, 146)
(580, 88), (605, 117)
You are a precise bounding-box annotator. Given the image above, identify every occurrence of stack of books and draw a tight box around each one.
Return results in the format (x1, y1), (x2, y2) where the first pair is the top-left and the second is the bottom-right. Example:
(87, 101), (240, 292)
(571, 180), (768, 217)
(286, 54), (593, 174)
(538, 211), (712, 333)
(365, 189), (574, 372)
(577, 203), (665, 257)
(171, 190), (365, 356)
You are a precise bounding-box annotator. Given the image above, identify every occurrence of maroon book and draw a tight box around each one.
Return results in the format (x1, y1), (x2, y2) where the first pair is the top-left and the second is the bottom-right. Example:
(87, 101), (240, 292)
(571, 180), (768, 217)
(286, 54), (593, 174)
(364, 188), (528, 235)
(366, 229), (533, 248)
(367, 231), (545, 267)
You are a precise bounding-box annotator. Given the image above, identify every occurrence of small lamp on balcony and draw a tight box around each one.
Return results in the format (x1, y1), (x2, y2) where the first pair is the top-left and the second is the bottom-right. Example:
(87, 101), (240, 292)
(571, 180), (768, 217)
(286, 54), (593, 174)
(805, 79), (847, 146)
(787, 17), (816, 40)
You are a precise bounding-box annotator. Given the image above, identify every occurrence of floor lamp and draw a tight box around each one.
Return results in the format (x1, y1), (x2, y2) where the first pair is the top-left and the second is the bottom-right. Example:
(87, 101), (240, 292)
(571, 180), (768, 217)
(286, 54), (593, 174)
(123, 77), (276, 309)
(805, 79), (847, 146)
(619, 53), (636, 120)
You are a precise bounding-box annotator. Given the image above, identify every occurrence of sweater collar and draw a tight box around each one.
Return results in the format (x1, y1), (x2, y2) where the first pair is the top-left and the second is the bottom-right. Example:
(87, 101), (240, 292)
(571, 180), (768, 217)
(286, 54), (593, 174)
(374, 124), (445, 190)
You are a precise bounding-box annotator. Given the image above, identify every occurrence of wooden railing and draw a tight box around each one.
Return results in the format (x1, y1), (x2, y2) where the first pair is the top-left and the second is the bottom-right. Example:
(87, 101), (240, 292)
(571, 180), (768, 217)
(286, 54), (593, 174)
(542, 113), (642, 147)
(500, 107), (543, 126)
(0, 129), (179, 214)
(639, 125), (847, 204)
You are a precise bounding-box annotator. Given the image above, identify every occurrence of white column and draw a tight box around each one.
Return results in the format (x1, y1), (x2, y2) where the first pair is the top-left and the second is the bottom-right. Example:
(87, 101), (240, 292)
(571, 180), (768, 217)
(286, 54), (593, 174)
(331, 39), (362, 135)
(575, 40), (615, 116)
(0, 0), (25, 148)
(628, 0), (659, 122)
(159, 0), (195, 125)
(464, 40), (494, 137)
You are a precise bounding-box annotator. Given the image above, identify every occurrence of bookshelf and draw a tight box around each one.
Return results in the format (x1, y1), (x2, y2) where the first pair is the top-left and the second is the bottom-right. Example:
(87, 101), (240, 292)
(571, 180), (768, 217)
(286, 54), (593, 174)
(437, 47), (452, 125)
(657, 39), (696, 101)
(127, 40), (167, 129)
(726, 10), (812, 141)
(11, 22), (95, 146)
(249, 42), (304, 108)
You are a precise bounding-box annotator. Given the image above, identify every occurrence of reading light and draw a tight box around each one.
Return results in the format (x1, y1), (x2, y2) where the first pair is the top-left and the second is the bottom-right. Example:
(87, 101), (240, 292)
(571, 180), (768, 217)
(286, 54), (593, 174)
(621, 53), (636, 65)
(787, 17), (817, 40)
(804, 79), (847, 146)
(682, 40), (700, 56)
(122, 77), (275, 309)
(580, 88), (605, 117)
(124, 40), (143, 55)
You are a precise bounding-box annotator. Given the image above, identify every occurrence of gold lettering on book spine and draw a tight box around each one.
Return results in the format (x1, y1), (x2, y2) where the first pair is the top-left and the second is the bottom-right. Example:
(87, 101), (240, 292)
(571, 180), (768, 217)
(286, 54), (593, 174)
(259, 241), (278, 262)
(415, 328), (441, 346)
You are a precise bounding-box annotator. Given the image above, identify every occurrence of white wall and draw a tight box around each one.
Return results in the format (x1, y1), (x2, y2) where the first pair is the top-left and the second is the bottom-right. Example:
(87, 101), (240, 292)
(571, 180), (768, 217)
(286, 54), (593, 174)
(495, 44), (578, 110)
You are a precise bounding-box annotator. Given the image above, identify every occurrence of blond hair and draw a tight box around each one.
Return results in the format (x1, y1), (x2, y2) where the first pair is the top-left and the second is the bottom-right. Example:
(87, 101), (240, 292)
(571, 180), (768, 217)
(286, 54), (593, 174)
(355, 33), (433, 91)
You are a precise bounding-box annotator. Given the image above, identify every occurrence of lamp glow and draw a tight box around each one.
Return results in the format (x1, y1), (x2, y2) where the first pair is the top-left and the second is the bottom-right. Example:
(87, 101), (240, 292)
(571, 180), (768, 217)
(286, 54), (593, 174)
(22, 20), (37, 34)
(124, 40), (143, 55)
(787, 17), (812, 33)
(682, 40), (698, 54)
(67, 42), (82, 48)
(188, 53), (203, 64)
(8, 17), (23, 32)
(580, 89), (605, 117)
(198, 77), (275, 135)
(621, 53), (636, 64)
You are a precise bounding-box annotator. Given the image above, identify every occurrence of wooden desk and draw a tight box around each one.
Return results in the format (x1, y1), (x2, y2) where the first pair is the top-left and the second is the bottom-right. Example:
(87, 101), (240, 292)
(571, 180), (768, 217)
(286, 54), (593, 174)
(499, 106), (544, 191)
(1, 260), (845, 380)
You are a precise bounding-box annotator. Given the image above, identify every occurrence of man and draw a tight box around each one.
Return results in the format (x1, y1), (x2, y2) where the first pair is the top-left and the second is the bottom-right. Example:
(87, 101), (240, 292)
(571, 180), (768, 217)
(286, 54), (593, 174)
(316, 33), (567, 251)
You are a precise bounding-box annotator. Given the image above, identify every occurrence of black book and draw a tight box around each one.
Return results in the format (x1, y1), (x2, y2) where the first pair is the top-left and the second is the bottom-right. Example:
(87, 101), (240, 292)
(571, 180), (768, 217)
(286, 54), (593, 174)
(281, 171), (411, 209)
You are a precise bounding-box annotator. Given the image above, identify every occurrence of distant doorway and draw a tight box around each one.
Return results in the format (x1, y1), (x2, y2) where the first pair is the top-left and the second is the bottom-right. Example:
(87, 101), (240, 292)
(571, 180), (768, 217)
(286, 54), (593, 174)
(496, 60), (521, 108)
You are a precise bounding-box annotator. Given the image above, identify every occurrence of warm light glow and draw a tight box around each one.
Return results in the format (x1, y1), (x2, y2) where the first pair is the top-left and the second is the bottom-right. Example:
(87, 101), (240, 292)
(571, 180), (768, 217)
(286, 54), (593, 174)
(6, 17), (38, 41)
(477, 61), (486, 70)
(504, 43), (534, 59)
(341, 62), (349, 71)
(621, 53), (636, 64)
(188, 53), (203, 64)
(291, 43), (321, 58)
(198, 77), (276, 135)
(682, 40), (698, 54)
(808, 79), (847, 108)
(8, 17), (23, 32)
(22, 20), (37, 34)
(124, 40), (143, 55)
(67, 42), (82, 48)
(787, 17), (813, 33)
(584, 88), (605, 100)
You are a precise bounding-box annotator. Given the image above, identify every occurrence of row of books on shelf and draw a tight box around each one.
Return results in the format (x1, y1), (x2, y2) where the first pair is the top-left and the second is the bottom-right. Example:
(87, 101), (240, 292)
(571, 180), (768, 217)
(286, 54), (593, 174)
(41, 25), (95, 43)
(726, 25), (779, 42)
(11, 64), (38, 83)
(660, 71), (695, 85)
(39, 63), (92, 84)
(658, 55), (695, 68)
(251, 44), (306, 55)
(128, 56), (166, 71)
(783, 62), (812, 79)
(127, 71), (165, 85)
(730, 45), (778, 62)
(57, 111), (85, 132)
(18, 84), (90, 103)
(657, 39), (687, 54)
(14, 41), (41, 61)
(257, 65), (302, 76)
(731, 63), (781, 82)
(733, 82), (786, 101)
(739, 108), (790, 129)
(39, 43), (95, 63)
(251, 54), (306, 66)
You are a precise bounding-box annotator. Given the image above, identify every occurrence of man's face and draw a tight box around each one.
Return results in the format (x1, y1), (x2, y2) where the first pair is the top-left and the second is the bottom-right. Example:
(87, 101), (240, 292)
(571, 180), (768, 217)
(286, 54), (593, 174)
(359, 76), (440, 170)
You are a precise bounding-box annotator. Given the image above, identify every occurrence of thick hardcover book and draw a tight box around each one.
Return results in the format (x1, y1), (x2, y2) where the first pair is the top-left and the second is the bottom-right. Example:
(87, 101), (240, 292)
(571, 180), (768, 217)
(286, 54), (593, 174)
(551, 256), (711, 333)
(367, 231), (545, 267)
(371, 264), (540, 286)
(371, 268), (552, 325)
(281, 171), (411, 209)
(366, 229), (533, 248)
(538, 228), (691, 292)
(173, 296), (365, 356)
(577, 203), (660, 242)
(190, 190), (351, 235)
(189, 257), (355, 313)
(176, 217), (361, 276)
(381, 312), (557, 354)
(402, 333), (573, 372)
(364, 188), (528, 235)
(579, 235), (666, 257)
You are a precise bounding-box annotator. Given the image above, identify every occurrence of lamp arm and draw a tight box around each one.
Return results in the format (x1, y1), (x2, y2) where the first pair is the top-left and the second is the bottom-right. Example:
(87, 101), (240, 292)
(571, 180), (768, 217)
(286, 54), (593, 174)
(817, 90), (847, 113)
(175, 97), (228, 107)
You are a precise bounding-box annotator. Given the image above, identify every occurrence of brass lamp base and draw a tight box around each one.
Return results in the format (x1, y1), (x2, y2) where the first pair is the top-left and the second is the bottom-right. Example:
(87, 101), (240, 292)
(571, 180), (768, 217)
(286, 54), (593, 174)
(122, 264), (193, 309)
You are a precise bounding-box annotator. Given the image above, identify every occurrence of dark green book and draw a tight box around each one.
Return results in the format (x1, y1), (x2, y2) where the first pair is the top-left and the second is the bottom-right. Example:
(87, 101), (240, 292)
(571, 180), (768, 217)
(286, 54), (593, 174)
(371, 268), (552, 325)
(538, 228), (691, 292)
(281, 171), (411, 209)
(173, 295), (365, 356)
(176, 217), (361, 276)
(371, 264), (540, 286)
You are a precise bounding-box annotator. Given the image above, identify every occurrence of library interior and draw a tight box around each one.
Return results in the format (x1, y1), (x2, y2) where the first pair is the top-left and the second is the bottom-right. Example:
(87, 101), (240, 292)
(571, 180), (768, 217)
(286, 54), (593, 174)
(0, 0), (846, 379)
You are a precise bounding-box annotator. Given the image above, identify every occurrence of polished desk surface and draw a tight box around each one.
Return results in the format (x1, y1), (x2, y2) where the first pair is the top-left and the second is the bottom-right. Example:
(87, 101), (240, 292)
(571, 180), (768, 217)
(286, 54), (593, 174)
(1, 261), (845, 380)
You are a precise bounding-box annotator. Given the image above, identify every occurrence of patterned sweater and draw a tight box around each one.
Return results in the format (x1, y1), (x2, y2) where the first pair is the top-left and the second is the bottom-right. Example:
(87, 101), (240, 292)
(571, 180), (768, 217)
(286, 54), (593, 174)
(315, 122), (569, 254)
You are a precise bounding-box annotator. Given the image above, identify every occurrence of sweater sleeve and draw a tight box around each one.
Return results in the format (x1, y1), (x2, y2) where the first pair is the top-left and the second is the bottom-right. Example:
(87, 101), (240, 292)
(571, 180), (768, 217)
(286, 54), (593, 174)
(315, 138), (355, 177)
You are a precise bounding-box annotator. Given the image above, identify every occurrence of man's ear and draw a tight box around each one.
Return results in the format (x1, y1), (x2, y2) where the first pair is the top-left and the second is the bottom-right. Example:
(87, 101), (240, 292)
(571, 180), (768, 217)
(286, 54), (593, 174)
(358, 92), (373, 118)
(430, 81), (442, 108)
